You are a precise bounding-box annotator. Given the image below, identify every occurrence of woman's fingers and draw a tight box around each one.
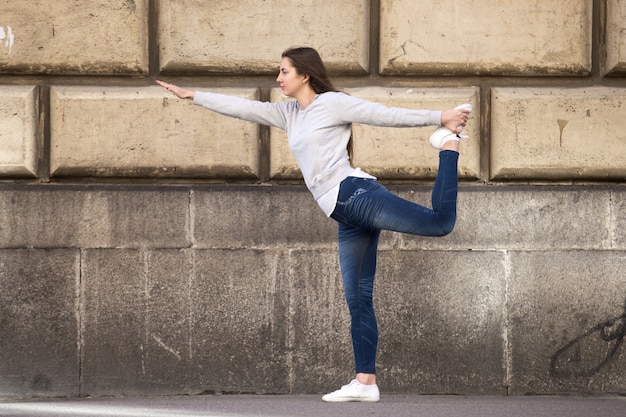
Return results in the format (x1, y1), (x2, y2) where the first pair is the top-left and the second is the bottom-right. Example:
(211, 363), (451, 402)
(156, 80), (192, 99)
(157, 80), (177, 92)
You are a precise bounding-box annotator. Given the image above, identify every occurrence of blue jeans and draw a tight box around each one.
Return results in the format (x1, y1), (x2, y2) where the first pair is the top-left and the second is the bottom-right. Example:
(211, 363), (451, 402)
(329, 150), (459, 374)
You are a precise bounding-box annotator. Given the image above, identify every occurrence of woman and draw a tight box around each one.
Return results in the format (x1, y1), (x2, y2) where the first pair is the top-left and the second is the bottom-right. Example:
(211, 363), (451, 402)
(157, 46), (470, 402)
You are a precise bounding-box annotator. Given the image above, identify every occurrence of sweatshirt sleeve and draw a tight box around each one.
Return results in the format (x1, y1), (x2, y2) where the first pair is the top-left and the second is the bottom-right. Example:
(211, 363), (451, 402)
(193, 91), (290, 130)
(324, 92), (441, 127)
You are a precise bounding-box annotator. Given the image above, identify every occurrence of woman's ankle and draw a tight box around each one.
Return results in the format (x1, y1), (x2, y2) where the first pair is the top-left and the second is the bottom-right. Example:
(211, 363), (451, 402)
(441, 140), (460, 152)
(356, 373), (377, 385)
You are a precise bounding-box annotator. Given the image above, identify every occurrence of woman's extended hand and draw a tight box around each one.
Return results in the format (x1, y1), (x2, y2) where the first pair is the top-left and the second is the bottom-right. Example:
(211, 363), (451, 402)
(156, 80), (195, 100)
(441, 106), (470, 134)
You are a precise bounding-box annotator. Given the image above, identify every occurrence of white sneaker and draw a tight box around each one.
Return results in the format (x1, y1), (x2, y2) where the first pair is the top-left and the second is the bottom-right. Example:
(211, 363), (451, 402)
(429, 103), (472, 149)
(321, 379), (380, 402)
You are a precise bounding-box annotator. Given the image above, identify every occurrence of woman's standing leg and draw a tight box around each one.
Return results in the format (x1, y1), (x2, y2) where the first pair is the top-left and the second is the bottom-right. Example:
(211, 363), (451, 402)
(337, 222), (380, 377)
(322, 221), (381, 402)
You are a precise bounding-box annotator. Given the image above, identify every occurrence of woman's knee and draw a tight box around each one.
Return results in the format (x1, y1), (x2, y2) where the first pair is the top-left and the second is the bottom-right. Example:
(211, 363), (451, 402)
(435, 218), (456, 236)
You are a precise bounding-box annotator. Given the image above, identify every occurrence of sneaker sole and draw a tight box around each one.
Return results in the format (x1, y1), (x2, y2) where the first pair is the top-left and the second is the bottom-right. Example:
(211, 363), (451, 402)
(322, 396), (380, 402)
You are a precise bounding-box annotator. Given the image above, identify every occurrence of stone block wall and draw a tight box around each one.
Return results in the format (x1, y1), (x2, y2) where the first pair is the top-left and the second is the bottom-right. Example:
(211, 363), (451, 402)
(1, 0), (625, 399)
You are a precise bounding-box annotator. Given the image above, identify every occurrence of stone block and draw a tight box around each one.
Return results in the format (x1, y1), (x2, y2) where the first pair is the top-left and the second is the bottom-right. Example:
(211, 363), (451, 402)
(605, 0), (626, 75)
(374, 250), (506, 394)
(507, 251), (626, 394)
(81, 248), (291, 396)
(0, 0), (148, 75)
(0, 86), (39, 177)
(81, 249), (205, 395)
(269, 87), (481, 181)
(458, 186), (612, 250)
(287, 249), (353, 393)
(491, 87), (626, 180)
(140, 250), (198, 394)
(50, 86), (260, 179)
(457, 185), (611, 251)
(192, 185), (336, 249)
(81, 249), (149, 395)
(380, 0), (592, 75)
(191, 249), (290, 393)
(0, 249), (79, 398)
(0, 184), (190, 249)
(158, 0), (369, 74)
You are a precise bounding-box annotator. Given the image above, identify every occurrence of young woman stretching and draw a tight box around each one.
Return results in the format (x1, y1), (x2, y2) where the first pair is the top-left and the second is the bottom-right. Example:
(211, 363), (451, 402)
(157, 46), (470, 402)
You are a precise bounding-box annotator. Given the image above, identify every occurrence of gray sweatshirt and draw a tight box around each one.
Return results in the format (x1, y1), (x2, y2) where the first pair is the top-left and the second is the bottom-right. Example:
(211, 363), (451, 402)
(193, 91), (442, 216)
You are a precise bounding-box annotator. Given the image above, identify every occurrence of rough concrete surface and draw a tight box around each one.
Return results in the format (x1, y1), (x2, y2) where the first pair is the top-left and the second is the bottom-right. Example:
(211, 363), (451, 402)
(1, 394), (626, 417)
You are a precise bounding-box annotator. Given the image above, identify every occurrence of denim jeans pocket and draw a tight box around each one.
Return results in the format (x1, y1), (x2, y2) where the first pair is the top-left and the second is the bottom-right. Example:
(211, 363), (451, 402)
(337, 177), (376, 205)
(336, 186), (368, 207)
(331, 177), (377, 223)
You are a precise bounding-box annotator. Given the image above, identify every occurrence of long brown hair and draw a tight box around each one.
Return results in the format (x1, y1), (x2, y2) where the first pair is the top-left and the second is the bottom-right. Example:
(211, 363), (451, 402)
(281, 47), (354, 164)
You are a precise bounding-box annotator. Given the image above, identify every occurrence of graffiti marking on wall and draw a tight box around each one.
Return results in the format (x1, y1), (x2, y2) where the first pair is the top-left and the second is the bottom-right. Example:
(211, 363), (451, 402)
(550, 299), (626, 378)
(0, 25), (15, 55)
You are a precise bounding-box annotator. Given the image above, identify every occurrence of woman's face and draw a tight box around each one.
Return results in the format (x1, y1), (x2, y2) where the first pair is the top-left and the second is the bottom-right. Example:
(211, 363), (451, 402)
(276, 57), (308, 97)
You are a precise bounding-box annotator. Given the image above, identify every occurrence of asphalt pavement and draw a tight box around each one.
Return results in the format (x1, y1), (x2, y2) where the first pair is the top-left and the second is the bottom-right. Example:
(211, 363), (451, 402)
(1, 394), (625, 417)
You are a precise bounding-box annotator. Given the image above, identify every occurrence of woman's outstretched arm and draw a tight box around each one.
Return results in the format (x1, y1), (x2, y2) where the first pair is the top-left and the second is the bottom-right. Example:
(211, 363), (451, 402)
(156, 80), (289, 130)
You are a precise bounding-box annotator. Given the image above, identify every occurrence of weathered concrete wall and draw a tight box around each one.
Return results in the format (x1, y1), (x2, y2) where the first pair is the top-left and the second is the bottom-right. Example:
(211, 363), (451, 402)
(1, 0), (625, 399)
